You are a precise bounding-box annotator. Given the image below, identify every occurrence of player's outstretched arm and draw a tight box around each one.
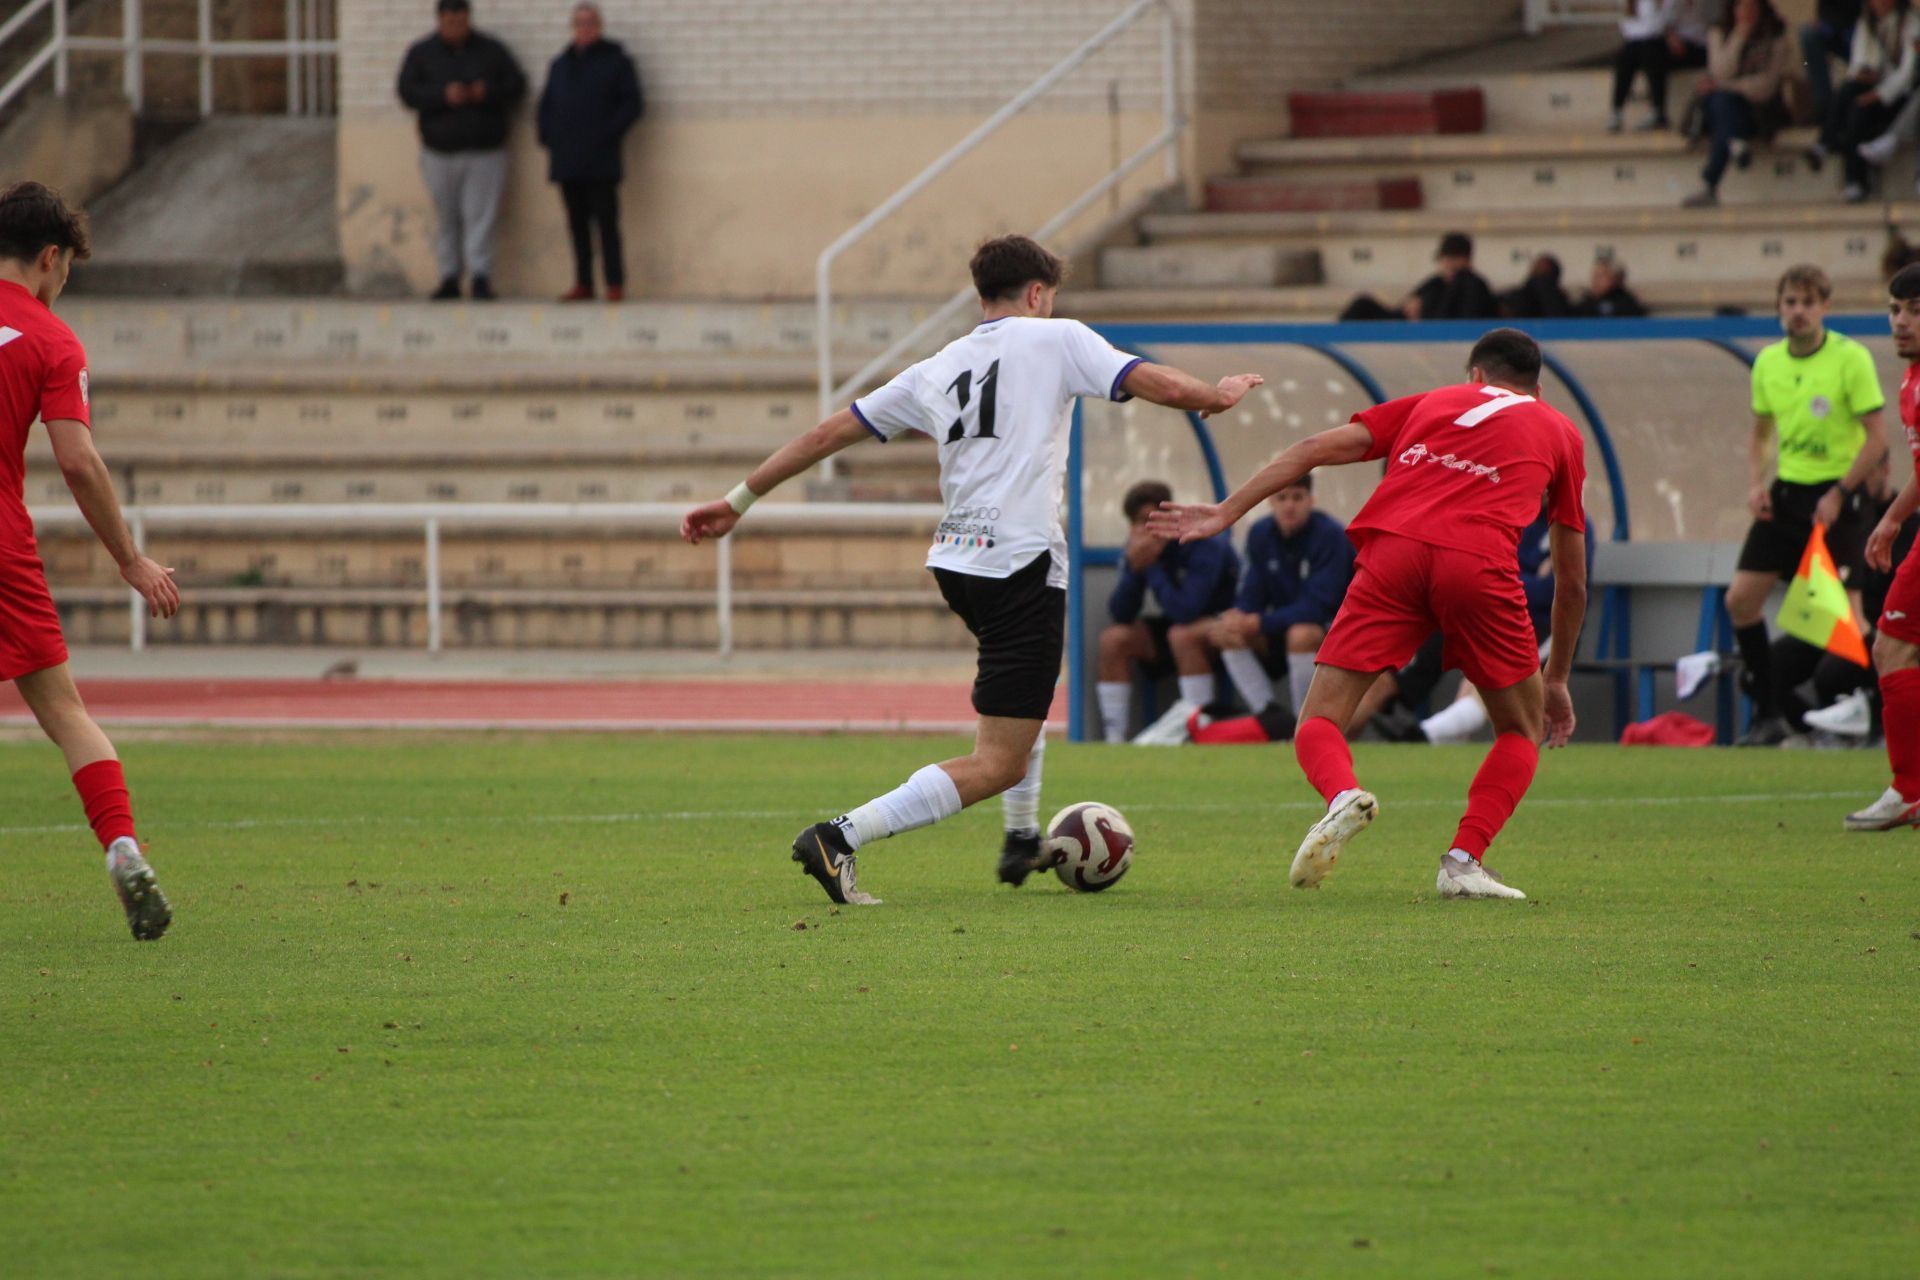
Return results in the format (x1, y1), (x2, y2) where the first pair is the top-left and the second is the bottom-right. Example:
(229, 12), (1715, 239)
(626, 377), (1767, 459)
(1121, 363), (1263, 419)
(681, 409), (871, 544)
(1146, 421), (1374, 543)
(45, 420), (179, 619)
(1542, 522), (1588, 748)
(1868, 472), (1920, 572)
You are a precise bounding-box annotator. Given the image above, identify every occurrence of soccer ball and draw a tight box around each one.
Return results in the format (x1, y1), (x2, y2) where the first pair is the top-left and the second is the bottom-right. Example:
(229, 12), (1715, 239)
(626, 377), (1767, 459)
(1046, 801), (1134, 892)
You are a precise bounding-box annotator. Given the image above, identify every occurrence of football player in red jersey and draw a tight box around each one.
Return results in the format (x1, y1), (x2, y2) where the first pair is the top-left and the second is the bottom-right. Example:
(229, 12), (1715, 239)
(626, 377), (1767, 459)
(0, 182), (179, 939)
(1152, 329), (1589, 900)
(1846, 264), (1920, 830)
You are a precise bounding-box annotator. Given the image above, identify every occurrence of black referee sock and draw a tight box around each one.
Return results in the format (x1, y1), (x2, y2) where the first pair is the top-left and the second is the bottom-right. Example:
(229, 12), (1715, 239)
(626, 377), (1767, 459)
(1734, 622), (1775, 718)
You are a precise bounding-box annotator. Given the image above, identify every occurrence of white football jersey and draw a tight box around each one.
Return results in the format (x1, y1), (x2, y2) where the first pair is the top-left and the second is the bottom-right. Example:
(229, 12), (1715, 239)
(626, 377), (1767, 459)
(851, 316), (1142, 589)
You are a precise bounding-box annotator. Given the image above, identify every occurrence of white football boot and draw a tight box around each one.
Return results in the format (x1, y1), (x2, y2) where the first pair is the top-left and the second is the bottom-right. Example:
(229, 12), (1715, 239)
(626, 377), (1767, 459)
(1436, 851), (1527, 900)
(1289, 788), (1376, 888)
(1805, 689), (1873, 739)
(1131, 699), (1197, 746)
(1843, 786), (1920, 832)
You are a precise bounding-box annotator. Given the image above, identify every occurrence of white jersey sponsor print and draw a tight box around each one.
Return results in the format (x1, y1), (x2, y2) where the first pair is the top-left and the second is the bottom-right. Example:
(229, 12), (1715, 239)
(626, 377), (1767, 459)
(852, 316), (1142, 589)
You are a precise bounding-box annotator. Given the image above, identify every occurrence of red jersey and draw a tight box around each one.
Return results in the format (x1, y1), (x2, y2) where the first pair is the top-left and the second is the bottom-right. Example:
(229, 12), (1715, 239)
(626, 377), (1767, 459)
(0, 279), (90, 558)
(1900, 363), (1920, 462)
(1347, 382), (1587, 564)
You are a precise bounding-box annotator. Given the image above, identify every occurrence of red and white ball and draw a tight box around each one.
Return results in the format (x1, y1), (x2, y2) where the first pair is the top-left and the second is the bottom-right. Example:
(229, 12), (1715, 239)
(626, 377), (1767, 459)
(1046, 801), (1134, 892)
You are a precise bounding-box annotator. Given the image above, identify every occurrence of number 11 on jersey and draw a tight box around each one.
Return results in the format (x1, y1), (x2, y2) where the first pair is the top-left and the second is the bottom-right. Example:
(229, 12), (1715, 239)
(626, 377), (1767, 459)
(945, 360), (1001, 443)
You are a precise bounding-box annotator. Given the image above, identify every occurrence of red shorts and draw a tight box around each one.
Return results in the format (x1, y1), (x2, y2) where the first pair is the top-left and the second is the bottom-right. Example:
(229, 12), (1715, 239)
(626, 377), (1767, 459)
(0, 552), (70, 682)
(1318, 533), (1541, 691)
(1879, 546), (1920, 647)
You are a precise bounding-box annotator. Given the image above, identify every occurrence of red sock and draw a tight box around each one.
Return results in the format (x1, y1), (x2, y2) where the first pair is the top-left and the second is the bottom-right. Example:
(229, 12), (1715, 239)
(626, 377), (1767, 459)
(1880, 668), (1920, 802)
(1192, 714), (1272, 745)
(1294, 716), (1359, 803)
(1451, 732), (1539, 859)
(72, 759), (136, 850)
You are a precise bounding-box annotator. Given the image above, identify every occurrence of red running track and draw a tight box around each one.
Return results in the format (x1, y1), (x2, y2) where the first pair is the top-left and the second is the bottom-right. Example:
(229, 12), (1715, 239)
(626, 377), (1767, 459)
(0, 678), (1066, 733)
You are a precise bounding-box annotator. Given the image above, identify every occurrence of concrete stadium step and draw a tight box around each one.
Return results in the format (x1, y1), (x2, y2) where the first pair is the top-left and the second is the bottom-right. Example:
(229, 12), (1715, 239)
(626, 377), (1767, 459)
(52, 587), (970, 650)
(1349, 69), (1618, 137)
(62, 297), (934, 367)
(1232, 128), (1870, 211)
(1286, 88), (1486, 138)
(1099, 244), (1324, 290)
(1204, 176), (1424, 214)
(1127, 202), (1910, 290)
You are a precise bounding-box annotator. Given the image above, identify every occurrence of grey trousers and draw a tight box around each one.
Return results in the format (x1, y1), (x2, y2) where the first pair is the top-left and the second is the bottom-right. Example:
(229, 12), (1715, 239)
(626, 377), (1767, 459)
(419, 147), (508, 281)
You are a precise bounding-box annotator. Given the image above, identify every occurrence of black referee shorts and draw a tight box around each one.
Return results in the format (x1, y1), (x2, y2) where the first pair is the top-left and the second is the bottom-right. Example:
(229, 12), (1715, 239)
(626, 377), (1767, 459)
(933, 551), (1065, 721)
(1736, 479), (1871, 579)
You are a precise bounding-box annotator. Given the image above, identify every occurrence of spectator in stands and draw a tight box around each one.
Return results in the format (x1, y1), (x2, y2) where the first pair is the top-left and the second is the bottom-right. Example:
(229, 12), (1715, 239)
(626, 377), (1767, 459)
(1806, 0), (1919, 202)
(1802, 0), (1866, 123)
(1572, 255), (1649, 317)
(398, 0), (527, 301)
(1097, 480), (1240, 744)
(1682, 0), (1796, 207)
(539, 3), (644, 303)
(1611, 0), (1714, 132)
(1499, 254), (1574, 319)
(1209, 476), (1355, 731)
(1339, 232), (1498, 322)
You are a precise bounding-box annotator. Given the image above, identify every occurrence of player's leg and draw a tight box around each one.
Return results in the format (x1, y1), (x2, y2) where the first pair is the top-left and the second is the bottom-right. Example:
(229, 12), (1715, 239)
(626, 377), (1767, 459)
(1164, 620), (1219, 712)
(1725, 567), (1784, 737)
(1219, 631), (1275, 714)
(1346, 668), (1398, 737)
(1848, 550), (1920, 828)
(1096, 622), (1155, 743)
(1727, 485), (1809, 743)
(12, 663), (172, 940)
(1420, 681), (1489, 744)
(1282, 622), (1325, 720)
(1436, 674), (1542, 901)
(1287, 663), (1385, 887)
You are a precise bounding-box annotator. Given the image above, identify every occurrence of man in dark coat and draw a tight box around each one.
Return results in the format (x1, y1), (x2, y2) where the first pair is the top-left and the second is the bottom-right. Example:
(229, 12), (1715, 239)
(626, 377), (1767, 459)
(539, 3), (644, 301)
(396, 0), (527, 300)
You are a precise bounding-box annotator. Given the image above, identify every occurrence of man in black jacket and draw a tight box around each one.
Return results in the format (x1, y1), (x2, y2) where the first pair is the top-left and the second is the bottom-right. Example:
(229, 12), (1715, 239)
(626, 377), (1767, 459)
(1338, 231), (1499, 322)
(539, 3), (644, 302)
(396, 0), (527, 300)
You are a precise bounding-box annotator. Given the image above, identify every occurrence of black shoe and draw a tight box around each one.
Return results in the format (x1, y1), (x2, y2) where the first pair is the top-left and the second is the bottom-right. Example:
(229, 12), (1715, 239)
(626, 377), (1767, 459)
(429, 277), (461, 301)
(997, 829), (1048, 887)
(1371, 702), (1429, 743)
(1737, 715), (1790, 747)
(791, 821), (875, 905)
(469, 275), (496, 301)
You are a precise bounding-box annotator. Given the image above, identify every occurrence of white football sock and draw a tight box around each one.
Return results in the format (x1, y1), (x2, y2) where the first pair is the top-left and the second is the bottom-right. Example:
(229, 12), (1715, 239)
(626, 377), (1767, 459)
(1177, 673), (1214, 709)
(105, 835), (139, 870)
(1287, 652), (1317, 716)
(839, 763), (964, 850)
(1097, 681), (1132, 744)
(1220, 648), (1273, 712)
(1446, 847), (1473, 864)
(1002, 731), (1044, 835)
(1421, 696), (1489, 744)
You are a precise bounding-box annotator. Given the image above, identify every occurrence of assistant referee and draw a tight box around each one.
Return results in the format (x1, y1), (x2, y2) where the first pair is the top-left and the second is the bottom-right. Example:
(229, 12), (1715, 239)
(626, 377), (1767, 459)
(1728, 264), (1889, 746)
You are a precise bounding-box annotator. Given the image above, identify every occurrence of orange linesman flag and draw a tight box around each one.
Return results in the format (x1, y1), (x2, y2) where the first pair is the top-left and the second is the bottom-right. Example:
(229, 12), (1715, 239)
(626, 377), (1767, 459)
(1776, 524), (1871, 667)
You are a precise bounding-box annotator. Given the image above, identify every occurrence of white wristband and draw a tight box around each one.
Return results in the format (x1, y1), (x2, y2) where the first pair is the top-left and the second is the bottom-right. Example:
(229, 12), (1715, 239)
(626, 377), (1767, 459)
(725, 482), (758, 516)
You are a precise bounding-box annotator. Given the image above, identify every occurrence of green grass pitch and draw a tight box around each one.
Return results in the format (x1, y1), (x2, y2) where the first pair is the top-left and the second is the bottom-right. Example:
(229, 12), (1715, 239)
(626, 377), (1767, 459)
(2, 733), (1916, 1278)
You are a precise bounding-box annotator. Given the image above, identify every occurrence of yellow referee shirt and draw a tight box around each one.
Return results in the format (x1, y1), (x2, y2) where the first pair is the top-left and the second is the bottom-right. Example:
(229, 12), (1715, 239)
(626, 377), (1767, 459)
(1750, 333), (1885, 485)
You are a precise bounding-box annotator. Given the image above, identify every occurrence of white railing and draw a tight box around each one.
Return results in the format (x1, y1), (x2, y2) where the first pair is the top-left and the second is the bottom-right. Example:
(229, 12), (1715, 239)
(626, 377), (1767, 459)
(814, 0), (1183, 445)
(28, 501), (945, 658)
(0, 0), (338, 117)
(1524, 0), (1624, 35)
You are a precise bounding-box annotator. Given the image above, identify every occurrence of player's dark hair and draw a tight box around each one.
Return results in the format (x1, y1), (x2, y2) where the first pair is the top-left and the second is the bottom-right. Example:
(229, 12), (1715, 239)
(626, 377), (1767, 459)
(970, 235), (1064, 301)
(1890, 263), (1920, 301)
(0, 182), (91, 264)
(1468, 328), (1542, 391)
(1777, 264), (1832, 302)
(1122, 479), (1172, 523)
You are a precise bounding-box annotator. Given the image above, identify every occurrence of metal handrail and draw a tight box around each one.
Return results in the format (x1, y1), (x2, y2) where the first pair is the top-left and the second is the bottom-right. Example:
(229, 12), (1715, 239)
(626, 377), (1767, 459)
(814, 0), (1183, 432)
(27, 501), (946, 658)
(0, 0), (338, 117)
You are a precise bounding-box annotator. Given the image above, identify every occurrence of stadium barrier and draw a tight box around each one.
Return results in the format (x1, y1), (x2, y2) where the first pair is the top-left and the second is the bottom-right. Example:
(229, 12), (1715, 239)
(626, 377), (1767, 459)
(27, 501), (944, 657)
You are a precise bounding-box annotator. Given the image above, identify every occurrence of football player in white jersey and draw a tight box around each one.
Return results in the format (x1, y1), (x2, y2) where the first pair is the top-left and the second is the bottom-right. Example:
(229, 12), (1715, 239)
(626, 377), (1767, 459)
(682, 235), (1262, 904)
